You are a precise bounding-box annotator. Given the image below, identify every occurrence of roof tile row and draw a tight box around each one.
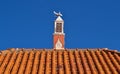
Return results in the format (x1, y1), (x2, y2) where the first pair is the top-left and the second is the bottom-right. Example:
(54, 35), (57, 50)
(0, 49), (120, 74)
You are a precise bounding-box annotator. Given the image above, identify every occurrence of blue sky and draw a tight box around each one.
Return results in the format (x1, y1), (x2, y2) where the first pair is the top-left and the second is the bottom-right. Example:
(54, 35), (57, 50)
(0, 0), (120, 51)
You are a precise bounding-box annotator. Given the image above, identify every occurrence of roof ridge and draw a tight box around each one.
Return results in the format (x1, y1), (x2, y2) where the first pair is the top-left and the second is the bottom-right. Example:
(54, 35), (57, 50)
(103, 49), (120, 55)
(0, 48), (119, 53)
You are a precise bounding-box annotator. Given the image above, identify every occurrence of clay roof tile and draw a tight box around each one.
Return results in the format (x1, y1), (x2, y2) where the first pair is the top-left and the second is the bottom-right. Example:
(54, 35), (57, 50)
(0, 48), (119, 74)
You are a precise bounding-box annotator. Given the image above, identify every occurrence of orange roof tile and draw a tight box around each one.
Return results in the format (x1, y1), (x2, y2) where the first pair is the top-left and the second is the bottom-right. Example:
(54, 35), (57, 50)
(0, 48), (120, 74)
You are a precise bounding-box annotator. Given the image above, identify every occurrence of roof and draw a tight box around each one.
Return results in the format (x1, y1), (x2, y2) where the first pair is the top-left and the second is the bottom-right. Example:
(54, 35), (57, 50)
(0, 48), (120, 74)
(55, 16), (63, 21)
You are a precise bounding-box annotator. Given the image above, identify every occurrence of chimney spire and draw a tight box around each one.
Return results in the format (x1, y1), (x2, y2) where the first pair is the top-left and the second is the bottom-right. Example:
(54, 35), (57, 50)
(53, 11), (65, 50)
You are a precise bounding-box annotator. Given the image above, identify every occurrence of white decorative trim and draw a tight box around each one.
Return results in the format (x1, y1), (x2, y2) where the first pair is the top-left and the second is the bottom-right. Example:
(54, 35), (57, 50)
(55, 39), (62, 49)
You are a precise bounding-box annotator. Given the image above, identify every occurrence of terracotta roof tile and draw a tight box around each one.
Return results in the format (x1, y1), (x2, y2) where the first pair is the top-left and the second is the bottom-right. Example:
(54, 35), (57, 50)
(0, 48), (120, 74)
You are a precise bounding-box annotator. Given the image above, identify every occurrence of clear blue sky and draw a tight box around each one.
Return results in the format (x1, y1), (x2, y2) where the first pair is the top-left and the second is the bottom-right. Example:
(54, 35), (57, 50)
(0, 0), (120, 51)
